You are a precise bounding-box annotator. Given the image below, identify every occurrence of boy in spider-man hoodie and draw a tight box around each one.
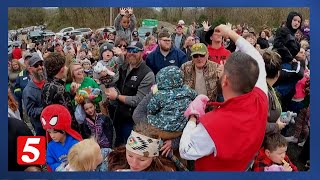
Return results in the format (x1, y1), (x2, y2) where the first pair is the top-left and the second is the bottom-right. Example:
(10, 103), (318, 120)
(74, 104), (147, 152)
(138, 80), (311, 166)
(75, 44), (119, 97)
(41, 104), (83, 172)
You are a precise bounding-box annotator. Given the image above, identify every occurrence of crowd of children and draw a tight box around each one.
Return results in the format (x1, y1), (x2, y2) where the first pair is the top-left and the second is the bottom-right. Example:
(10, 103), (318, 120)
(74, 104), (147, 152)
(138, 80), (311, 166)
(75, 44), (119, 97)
(8, 9), (311, 172)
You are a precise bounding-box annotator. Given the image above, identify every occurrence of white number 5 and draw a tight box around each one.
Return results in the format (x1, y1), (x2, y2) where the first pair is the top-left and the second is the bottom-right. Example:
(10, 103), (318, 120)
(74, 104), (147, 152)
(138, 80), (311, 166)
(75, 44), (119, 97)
(21, 138), (40, 163)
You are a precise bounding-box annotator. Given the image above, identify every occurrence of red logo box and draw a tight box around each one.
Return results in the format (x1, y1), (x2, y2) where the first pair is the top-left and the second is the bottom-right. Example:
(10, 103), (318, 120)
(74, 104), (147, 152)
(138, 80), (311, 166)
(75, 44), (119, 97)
(17, 136), (46, 165)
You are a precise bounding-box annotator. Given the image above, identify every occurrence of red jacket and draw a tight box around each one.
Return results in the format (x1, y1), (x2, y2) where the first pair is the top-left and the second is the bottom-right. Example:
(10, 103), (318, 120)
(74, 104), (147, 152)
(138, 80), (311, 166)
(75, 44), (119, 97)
(253, 148), (298, 171)
(195, 87), (268, 171)
(12, 48), (22, 59)
(207, 45), (231, 64)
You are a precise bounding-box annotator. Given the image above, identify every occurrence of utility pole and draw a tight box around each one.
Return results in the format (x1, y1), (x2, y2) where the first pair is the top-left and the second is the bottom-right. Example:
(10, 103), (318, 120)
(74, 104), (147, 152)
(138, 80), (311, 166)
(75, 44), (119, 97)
(109, 7), (113, 26)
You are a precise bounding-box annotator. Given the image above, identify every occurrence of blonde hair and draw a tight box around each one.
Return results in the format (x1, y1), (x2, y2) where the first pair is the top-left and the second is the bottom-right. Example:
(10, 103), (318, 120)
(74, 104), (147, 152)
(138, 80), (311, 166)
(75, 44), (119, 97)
(10, 59), (25, 72)
(300, 40), (309, 50)
(68, 138), (101, 171)
(65, 62), (82, 84)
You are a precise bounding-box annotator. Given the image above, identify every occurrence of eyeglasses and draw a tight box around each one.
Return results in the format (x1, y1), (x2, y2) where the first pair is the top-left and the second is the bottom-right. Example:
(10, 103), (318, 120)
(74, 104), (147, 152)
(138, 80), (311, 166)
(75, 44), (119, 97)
(161, 39), (171, 42)
(118, 44), (127, 48)
(127, 48), (140, 53)
(33, 62), (43, 68)
(192, 54), (206, 58)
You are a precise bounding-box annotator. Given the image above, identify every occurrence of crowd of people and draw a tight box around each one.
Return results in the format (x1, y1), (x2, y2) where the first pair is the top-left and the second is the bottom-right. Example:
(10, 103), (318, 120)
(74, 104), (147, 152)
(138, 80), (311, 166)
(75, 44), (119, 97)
(8, 8), (310, 172)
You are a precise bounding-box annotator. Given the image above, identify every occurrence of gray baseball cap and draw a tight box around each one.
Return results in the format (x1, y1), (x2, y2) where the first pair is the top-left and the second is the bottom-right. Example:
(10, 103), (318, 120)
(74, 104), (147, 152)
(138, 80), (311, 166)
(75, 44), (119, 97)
(28, 54), (43, 67)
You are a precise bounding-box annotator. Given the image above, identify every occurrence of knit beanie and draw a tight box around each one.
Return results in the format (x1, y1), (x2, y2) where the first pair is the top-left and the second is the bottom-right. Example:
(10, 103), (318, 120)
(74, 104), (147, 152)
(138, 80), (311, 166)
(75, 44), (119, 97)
(99, 42), (114, 59)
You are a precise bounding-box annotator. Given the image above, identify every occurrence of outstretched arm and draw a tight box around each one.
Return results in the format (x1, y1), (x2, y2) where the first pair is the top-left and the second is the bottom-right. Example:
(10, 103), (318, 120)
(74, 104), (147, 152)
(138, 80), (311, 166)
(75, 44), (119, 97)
(214, 24), (268, 95)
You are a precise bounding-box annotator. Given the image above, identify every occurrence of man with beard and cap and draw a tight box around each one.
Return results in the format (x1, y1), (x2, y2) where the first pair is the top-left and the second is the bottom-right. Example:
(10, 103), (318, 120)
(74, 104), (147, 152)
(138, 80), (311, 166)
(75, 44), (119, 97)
(179, 24), (268, 171)
(105, 41), (155, 146)
(273, 11), (305, 112)
(146, 31), (187, 75)
(23, 54), (47, 136)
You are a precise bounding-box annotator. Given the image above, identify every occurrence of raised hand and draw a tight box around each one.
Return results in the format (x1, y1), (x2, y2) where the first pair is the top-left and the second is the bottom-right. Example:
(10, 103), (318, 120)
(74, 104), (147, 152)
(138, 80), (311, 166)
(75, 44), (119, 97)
(202, 21), (211, 31)
(120, 8), (127, 15)
(214, 24), (233, 38)
(127, 7), (133, 15)
(217, 60), (225, 78)
(112, 47), (123, 56)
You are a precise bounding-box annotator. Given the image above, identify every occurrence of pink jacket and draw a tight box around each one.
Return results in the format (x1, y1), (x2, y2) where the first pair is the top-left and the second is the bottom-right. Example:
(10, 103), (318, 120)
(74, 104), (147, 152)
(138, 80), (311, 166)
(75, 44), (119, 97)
(143, 44), (157, 60)
(293, 76), (309, 100)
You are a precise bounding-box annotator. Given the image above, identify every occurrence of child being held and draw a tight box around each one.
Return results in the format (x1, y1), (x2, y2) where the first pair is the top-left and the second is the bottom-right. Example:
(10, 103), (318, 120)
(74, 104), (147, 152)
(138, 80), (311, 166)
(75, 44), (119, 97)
(64, 138), (112, 171)
(253, 133), (298, 172)
(93, 42), (124, 88)
(40, 104), (83, 172)
(147, 66), (197, 139)
(114, 7), (137, 42)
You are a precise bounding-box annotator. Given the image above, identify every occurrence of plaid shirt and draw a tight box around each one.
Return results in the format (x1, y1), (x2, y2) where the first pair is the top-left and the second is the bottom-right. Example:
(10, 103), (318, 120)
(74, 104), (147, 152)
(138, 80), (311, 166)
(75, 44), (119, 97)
(253, 148), (298, 171)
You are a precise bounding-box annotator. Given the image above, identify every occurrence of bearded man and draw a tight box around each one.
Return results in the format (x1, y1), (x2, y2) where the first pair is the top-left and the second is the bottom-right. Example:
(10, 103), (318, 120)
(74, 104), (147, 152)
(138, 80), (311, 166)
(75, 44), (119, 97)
(23, 54), (47, 136)
(146, 31), (187, 75)
(105, 41), (155, 146)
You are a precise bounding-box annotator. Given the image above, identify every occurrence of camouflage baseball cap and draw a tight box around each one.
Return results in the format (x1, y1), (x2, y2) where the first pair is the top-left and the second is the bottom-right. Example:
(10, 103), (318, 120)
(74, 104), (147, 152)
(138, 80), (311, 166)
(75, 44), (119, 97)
(190, 43), (208, 56)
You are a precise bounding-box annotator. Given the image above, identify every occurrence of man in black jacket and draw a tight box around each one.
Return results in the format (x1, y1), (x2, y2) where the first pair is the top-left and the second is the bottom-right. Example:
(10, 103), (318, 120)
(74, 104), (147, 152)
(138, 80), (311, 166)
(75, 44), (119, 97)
(105, 41), (155, 146)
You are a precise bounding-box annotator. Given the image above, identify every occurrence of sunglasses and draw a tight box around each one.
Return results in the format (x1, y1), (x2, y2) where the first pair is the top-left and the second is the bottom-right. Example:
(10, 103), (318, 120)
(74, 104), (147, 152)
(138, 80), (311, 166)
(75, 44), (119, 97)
(118, 44), (127, 48)
(127, 48), (140, 53)
(192, 54), (206, 58)
(33, 62), (43, 68)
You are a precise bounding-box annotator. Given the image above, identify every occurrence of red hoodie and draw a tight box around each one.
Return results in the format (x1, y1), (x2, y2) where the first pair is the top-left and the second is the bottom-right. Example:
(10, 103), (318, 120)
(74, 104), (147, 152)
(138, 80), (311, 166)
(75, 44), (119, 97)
(12, 48), (22, 59)
(207, 45), (231, 64)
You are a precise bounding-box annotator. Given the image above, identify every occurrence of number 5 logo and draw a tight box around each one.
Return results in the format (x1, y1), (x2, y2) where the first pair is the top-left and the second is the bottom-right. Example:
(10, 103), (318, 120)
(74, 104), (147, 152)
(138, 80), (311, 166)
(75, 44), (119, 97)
(17, 136), (46, 165)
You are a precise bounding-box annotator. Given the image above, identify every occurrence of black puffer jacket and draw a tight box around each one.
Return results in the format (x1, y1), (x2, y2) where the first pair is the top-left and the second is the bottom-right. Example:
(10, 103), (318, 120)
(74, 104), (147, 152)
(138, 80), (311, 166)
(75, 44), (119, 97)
(273, 12), (302, 63)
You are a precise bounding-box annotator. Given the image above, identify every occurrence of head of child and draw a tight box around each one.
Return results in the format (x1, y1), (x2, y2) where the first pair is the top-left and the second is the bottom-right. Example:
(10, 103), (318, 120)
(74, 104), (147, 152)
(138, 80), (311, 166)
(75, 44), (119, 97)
(108, 123), (175, 171)
(81, 98), (96, 118)
(145, 35), (156, 47)
(68, 138), (103, 171)
(41, 104), (83, 143)
(264, 133), (288, 164)
(121, 15), (130, 29)
(99, 42), (114, 61)
(300, 40), (309, 50)
(79, 49), (87, 60)
(47, 129), (67, 143)
(81, 59), (92, 71)
(243, 33), (256, 46)
(303, 19), (309, 27)
(90, 38), (96, 47)
(295, 48), (306, 61)
(108, 31), (116, 41)
(156, 66), (183, 91)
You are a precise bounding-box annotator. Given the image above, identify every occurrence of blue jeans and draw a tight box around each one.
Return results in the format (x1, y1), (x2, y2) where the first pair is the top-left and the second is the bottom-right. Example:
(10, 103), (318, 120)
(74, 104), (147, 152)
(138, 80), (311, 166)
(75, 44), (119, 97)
(115, 121), (134, 147)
